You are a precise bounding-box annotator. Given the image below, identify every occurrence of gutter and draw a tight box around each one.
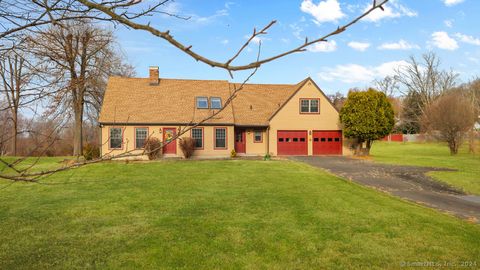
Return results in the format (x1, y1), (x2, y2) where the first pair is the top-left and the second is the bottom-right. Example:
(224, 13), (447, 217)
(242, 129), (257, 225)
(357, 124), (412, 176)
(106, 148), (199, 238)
(99, 122), (235, 126)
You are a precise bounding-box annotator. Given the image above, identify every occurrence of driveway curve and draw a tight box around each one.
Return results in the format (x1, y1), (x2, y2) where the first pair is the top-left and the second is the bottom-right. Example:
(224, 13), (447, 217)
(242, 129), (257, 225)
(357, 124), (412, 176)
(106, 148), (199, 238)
(291, 156), (480, 222)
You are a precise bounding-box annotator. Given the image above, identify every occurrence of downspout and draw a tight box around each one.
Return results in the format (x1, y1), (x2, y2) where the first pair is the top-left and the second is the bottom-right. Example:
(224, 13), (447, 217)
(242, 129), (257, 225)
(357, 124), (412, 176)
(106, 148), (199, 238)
(266, 126), (270, 155)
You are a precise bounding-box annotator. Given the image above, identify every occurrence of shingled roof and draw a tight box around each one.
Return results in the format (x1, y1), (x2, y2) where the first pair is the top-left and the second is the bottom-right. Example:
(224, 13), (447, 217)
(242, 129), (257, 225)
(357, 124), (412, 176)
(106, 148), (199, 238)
(229, 80), (307, 126)
(99, 76), (307, 126)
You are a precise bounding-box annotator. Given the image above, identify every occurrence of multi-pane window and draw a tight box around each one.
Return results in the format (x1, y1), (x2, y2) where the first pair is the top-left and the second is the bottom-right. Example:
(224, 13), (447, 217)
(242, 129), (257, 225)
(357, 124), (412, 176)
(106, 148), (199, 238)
(110, 128), (122, 149)
(254, 130), (262, 143)
(196, 97), (208, 109)
(135, 128), (148, 149)
(300, 99), (320, 113)
(215, 128), (227, 149)
(191, 128), (203, 149)
(310, 99), (319, 112)
(210, 97), (222, 109)
(300, 99), (310, 113)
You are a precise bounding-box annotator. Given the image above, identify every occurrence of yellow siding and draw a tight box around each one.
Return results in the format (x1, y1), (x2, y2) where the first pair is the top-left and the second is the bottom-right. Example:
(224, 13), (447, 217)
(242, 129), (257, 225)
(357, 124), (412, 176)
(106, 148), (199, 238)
(243, 129), (267, 155)
(269, 80), (352, 156)
(100, 125), (234, 158)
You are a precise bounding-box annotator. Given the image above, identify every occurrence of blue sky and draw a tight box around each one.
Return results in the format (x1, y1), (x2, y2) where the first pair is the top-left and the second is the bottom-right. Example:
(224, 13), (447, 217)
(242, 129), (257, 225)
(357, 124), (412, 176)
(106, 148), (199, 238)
(115, 0), (480, 95)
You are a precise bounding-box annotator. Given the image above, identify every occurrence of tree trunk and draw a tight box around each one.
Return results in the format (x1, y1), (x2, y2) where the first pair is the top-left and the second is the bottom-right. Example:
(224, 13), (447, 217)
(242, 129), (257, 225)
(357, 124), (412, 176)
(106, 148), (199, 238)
(449, 139), (458, 155)
(11, 112), (17, 156)
(365, 139), (372, 156)
(468, 128), (476, 154)
(354, 139), (363, 156)
(73, 102), (84, 157)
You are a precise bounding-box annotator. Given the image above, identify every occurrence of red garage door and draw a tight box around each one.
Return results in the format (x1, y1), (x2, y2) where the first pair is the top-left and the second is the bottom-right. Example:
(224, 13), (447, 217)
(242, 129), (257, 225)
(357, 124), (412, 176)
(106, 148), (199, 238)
(313, 131), (342, 155)
(277, 130), (308, 156)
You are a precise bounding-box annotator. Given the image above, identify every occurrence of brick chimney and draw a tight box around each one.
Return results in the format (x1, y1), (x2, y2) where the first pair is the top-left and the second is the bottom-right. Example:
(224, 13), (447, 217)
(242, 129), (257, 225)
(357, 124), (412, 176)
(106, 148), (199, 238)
(149, 66), (159, 85)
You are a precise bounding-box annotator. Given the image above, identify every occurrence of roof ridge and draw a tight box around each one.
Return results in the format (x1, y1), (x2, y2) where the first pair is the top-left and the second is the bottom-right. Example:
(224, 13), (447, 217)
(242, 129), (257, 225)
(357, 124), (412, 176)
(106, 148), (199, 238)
(228, 82), (298, 86)
(109, 76), (306, 86)
(160, 78), (229, 82)
(109, 76), (229, 82)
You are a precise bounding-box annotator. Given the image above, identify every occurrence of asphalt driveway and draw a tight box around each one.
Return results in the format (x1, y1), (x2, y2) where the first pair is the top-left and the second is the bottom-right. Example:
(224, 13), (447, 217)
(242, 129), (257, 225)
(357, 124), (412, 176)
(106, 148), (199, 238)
(290, 156), (480, 221)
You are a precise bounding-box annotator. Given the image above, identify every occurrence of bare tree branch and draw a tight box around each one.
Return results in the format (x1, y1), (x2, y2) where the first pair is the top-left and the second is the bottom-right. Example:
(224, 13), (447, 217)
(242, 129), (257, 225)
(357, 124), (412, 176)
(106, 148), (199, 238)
(77, 0), (388, 73)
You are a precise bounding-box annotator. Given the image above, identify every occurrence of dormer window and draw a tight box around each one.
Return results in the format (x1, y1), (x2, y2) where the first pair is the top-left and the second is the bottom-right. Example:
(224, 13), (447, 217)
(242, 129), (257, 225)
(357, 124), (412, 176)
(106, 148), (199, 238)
(196, 97), (208, 109)
(210, 97), (222, 109)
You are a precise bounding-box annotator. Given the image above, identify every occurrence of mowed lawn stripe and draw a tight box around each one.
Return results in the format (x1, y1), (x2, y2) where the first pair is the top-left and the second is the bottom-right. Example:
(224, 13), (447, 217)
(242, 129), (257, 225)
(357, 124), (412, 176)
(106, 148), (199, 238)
(0, 160), (479, 269)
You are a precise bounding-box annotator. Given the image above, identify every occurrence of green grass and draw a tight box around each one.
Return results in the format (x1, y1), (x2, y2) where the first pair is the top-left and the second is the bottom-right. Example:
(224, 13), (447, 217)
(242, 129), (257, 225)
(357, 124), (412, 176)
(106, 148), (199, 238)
(371, 141), (480, 195)
(0, 159), (479, 269)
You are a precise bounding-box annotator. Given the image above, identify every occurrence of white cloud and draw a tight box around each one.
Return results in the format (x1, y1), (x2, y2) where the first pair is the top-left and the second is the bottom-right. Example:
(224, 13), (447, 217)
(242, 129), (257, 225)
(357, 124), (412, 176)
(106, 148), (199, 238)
(468, 57), (479, 64)
(455, 33), (480, 46)
(194, 9), (229, 23)
(290, 23), (304, 40)
(300, 0), (346, 24)
(164, 3), (229, 24)
(347, 41), (370, 51)
(308, 40), (337, 52)
(224, 1), (235, 9)
(363, 0), (417, 22)
(444, 19), (454, 28)
(431, 31), (459, 50)
(161, 1), (181, 16)
(244, 35), (270, 45)
(378, 39), (420, 50)
(317, 60), (408, 84)
(221, 39), (229, 45)
(444, 0), (465, 6)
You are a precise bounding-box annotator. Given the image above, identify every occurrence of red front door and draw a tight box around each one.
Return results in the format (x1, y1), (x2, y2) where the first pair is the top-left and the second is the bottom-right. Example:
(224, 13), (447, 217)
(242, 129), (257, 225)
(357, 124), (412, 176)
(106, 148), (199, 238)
(234, 129), (246, 153)
(277, 130), (308, 156)
(163, 128), (177, 154)
(312, 130), (342, 155)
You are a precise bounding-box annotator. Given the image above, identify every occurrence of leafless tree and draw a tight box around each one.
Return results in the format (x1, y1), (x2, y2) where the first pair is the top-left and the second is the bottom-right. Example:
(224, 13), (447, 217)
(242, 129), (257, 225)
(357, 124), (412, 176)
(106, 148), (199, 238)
(455, 78), (480, 153)
(0, 51), (43, 155)
(395, 52), (458, 109)
(327, 92), (346, 111)
(466, 78), (480, 117)
(394, 52), (458, 133)
(422, 92), (476, 155)
(375, 76), (398, 97)
(0, 99), (12, 155)
(27, 20), (130, 157)
(1, 0), (388, 74)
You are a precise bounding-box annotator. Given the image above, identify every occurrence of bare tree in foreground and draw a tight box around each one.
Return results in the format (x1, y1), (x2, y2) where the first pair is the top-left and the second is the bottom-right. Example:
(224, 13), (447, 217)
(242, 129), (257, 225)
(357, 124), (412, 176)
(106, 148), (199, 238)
(2, 0), (389, 73)
(0, 0), (391, 182)
(422, 92), (476, 155)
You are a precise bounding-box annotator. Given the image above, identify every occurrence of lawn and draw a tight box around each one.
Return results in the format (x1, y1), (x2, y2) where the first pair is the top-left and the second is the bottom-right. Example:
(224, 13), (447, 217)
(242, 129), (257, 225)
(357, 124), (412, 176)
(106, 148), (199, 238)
(371, 141), (480, 195)
(0, 159), (479, 269)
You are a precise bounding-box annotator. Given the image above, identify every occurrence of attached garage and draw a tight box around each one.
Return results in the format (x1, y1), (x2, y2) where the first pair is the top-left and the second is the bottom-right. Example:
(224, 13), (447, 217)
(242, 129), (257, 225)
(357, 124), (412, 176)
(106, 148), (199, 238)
(277, 130), (308, 156)
(312, 130), (342, 155)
